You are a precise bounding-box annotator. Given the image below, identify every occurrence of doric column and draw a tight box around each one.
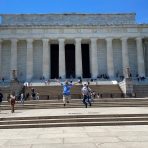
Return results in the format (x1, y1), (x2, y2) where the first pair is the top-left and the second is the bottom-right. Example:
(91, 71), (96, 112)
(10, 39), (18, 80)
(26, 39), (33, 81)
(59, 38), (65, 78)
(0, 39), (2, 78)
(121, 37), (129, 76)
(106, 37), (114, 78)
(75, 38), (82, 78)
(90, 38), (98, 78)
(42, 39), (50, 79)
(136, 37), (145, 77)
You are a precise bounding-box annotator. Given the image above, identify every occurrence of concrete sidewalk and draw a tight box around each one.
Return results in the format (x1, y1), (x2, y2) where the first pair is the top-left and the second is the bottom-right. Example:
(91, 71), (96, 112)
(0, 123), (148, 148)
(1, 107), (148, 148)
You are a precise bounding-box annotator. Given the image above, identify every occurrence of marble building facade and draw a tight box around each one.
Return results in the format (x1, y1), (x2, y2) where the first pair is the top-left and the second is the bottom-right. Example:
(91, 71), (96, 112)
(0, 13), (148, 82)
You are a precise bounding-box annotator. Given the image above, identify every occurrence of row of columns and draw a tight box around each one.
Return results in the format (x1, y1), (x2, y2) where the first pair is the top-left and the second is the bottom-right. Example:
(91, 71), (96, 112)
(90, 37), (145, 78)
(121, 37), (145, 77)
(0, 37), (146, 81)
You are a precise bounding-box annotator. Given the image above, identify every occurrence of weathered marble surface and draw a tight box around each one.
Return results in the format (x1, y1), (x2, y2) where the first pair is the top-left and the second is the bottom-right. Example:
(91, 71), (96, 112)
(0, 13), (135, 26)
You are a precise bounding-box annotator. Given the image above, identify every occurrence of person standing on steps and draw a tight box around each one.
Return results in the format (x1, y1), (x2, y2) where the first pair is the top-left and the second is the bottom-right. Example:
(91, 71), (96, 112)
(20, 93), (24, 104)
(56, 79), (79, 107)
(81, 83), (92, 108)
(31, 88), (36, 100)
(10, 91), (16, 113)
(36, 92), (40, 100)
(0, 91), (3, 112)
(90, 91), (96, 103)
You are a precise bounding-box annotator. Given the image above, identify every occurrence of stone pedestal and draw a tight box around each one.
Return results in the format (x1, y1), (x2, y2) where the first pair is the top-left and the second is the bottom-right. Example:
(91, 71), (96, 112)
(124, 78), (133, 97)
(119, 78), (133, 97)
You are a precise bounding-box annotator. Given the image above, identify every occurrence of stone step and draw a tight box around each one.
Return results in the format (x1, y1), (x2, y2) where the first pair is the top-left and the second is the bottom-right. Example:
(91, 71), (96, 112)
(3, 101), (148, 106)
(24, 85), (123, 99)
(1, 113), (148, 120)
(1, 98), (148, 110)
(2, 121), (148, 129)
(2, 98), (148, 105)
(1, 103), (148, 110)
(1, 102), (148, 110)
(1, 117), (148, 125)
(1, 114), (148, 129)
(2, 98), (148, 104)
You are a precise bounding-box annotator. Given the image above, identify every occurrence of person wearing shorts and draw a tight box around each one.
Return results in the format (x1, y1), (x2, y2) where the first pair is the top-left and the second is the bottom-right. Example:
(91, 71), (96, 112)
(56, 79), (78, 107)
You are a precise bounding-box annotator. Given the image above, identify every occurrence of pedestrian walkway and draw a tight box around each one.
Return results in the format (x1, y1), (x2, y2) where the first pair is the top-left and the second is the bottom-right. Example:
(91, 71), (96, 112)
(1, 124), (148, 148)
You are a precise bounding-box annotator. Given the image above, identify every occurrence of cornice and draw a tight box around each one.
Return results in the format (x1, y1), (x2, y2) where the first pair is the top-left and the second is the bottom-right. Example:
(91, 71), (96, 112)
(0, 24), (148, 29)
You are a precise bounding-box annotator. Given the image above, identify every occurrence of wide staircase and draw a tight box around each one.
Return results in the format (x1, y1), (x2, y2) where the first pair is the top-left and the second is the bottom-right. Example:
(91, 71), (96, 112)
(1, 113), (148, 129)
(1, 83), (148, 129)
(25, 84), (123, 100)
(1, 98), (148, 110)
(1, 97), (148, 129)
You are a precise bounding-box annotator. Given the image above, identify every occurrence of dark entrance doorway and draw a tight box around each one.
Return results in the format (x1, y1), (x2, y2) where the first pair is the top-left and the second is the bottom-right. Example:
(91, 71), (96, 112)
(81, 44), (91, 78)
(65, 44), (75, 78)
(50, 44), (59, 79)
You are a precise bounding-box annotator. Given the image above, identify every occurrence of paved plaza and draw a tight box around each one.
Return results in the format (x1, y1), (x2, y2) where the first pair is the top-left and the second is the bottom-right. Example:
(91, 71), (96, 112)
(1, 107), (148, 148)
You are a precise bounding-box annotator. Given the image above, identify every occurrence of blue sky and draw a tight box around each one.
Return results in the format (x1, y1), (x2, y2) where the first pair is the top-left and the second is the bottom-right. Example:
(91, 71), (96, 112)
(0, 0), (148, 23)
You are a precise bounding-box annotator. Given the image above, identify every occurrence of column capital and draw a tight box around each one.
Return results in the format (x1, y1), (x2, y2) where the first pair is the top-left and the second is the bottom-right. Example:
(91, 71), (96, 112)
(11, 38), (18, 43)
(136, 37), (143, 41)
(42, 38), (49, 43)
(106, 37), (113, 42)
(27, 38), (34, 43)
(58, 38), (65, 42)
(91, 38), (98, 42)
(121, 37), (128, 41)
(75, 38), (82, 42)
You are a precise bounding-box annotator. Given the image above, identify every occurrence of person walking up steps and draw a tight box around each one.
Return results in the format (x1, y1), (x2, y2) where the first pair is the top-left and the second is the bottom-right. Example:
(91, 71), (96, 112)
(56, 79), (79, 107)
(81, 83), (92, 108)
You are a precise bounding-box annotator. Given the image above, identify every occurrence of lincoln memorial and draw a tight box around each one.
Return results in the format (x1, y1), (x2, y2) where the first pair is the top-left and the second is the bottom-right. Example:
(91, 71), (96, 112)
(0, 13), (148, 82)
